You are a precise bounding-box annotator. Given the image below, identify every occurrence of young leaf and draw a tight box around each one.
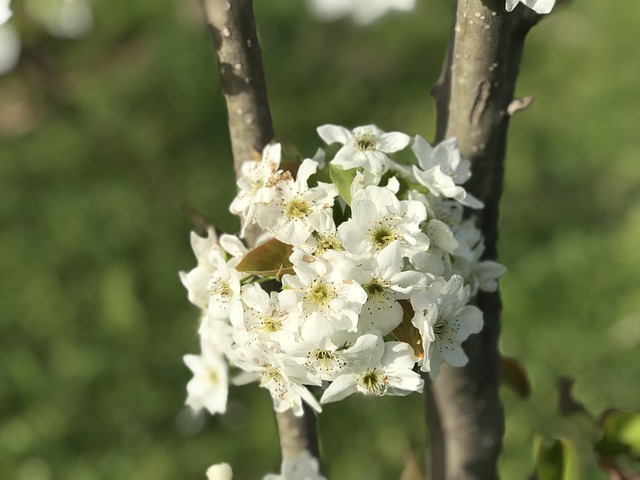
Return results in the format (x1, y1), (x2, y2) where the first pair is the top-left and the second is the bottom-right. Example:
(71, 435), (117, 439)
(596, 410), (640, 457)
(329, 164), (359, 205)
(500, 355), (531, 398)
(533, 436), (580, 480)
(235, 238), (294, 280)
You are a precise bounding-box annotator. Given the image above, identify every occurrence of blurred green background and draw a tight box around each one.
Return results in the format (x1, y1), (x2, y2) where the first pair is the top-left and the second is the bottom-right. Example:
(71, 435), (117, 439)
(1, 0), (639, 478)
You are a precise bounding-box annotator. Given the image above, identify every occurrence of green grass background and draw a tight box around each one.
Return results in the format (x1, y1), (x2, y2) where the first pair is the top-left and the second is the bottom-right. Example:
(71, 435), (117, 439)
(1, 0), (639, 478)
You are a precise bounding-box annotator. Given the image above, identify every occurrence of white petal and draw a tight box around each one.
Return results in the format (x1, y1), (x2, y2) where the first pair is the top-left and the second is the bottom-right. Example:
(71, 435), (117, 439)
(0, 23), (21, 76)
(505, 0), (518, 11)
(0, 0), (12, 25)
(412, 135), (436, 169)
(359, 297), (403, 335)
(317, 124), (353, 146)
(378, 131), (411, 153)
(531, 0), (555, 13)
(321, 374), (358, 403)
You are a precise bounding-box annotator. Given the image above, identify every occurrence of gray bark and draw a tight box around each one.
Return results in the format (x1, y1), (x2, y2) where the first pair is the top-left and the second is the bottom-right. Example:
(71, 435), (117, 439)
(201, 0), (319, 463)
(428, 1), (544, 478)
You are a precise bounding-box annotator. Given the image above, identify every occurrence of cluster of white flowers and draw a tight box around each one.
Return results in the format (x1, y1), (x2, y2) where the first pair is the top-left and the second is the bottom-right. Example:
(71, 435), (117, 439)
(180, 124), (506, 420)
(0, 0), (94, 76)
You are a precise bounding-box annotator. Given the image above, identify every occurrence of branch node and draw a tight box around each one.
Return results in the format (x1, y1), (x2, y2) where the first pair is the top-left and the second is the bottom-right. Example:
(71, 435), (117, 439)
(507, 95), (535, 117)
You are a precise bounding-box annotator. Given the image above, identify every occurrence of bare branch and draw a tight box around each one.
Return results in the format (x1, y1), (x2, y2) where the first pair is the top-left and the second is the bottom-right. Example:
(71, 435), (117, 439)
(201, 0), (319, 464)
(202, 0), (274, 177)
(428, 0), (547, 477)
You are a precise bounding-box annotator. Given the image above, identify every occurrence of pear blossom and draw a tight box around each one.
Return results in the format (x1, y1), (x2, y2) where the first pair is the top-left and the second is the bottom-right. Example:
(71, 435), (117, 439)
(230, 143), (283, 236)
(234, 283), (299, 347)
(308, 0), (415, 25)
(280, 249), (367, 335)
(412, 136), (483, 209)
(25, 0), (94, 39)
(207, 463), (233, 480)
(1, 0), (12, 25)
(179, 228), (223, 310)
(410, 275), (483, 379)
(183, 338), (229, 415)
(255, 158), (338, 246)
(318, 124), (410, 184)
(232, 346), (321, 416)
(321, 336), (423, 403)
(0, 22), (20, 75)
(355, 241), (427, 334)
(505, 0), (555, 14)
(338, 184), (429, 259)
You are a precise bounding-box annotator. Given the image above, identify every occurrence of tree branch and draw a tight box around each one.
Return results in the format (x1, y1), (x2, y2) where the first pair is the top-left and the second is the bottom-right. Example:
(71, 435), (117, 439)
(201, 0), (319, 464)
(428, 1), (544, 478)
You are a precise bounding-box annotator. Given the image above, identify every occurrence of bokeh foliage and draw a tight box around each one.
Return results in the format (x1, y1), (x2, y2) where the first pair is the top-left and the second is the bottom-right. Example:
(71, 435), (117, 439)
(1, 0), (639, 479)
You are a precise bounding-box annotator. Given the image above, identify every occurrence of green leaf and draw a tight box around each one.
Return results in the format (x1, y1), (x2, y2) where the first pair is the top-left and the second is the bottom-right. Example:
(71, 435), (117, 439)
(392, 300), (424, 359)
(235, 238), (294, 280)
(329, 164), (359, 205)
(596, 410), (640, 457)
(533, 436), (580, 480)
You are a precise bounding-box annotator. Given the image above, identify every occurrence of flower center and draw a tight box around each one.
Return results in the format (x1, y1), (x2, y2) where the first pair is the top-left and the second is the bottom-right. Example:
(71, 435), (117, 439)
(261, 315), (282, 333)
(208, 368), (219, 384)
(209, 278), (232, 297)
(309, 281), (334, 307)
(364, 279), (386, 299)
(285, 197), (311, 219)
(433, 320), (446, 337)
(314, 233), (342, 254)
(355, 133), (378, 151)
(371, 225), (396, 249)
(358, 368), (388, 395)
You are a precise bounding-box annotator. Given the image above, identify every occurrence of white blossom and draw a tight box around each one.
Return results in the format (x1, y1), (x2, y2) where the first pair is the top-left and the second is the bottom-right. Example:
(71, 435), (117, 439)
(232, 346), (321, 416)
(280, 249), (367, 335)
(25, 0), (94, 39)
(321, 336), (423, 403)
(355, 241), (427, 335)
(231, 143), (283, 236)
(0, 0), (12, 25)
(0, 23), (20, 75)
(207, 463), (233, 480)
(318, 124), (410, 184)
(255, 158), (338, 246)
(412, 136), (483, 209)
(308, 0), (415, 25)
(183, 338), (229, 415)
(410, 275), (483, 379)
(338, 184), (429, 259)
(234, 283), (299, 347)
(505, 0), (555, 14)
(179, 228), (223, 310)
